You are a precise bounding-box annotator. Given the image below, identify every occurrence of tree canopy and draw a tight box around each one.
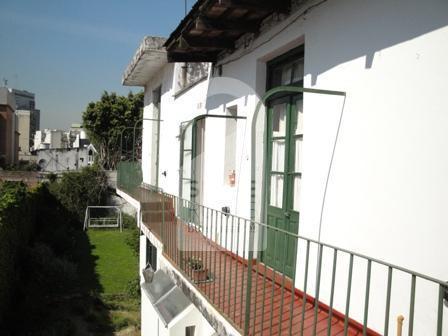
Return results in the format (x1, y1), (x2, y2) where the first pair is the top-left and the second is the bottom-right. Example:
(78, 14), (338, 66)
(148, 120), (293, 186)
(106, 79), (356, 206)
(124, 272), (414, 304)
(82, 91), (143, 169)
(49, 166), (109, 222)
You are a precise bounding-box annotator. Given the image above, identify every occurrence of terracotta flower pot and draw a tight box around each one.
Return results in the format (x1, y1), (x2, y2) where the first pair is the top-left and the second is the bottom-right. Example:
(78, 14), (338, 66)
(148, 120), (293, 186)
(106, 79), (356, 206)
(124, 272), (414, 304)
(191, 268), (208, 283)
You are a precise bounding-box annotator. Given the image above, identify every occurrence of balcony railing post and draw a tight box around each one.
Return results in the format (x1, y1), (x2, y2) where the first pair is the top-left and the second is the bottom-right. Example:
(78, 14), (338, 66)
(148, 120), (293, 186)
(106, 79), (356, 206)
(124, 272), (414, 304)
(312, 244), (324, 336)
(384, 267), (393, 336)
(161, 192), (165, 243)
(437, 284), (445, 336)
(343, 254), (354, 336)
(409, 275), (416, 336)
(243, 221), (255, 336)
(178, 196), (185, 271)
(119, 185), (448, 336)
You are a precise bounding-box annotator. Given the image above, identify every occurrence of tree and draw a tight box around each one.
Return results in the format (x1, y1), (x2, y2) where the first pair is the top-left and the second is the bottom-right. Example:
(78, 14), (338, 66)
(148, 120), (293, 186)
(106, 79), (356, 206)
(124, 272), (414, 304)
(49, 166), (109, 222)
(82, 91), (143, 169)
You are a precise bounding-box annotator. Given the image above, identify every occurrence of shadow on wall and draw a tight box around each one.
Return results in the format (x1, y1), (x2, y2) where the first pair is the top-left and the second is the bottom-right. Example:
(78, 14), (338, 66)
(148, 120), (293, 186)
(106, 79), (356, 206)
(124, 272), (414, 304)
(306, 0), (448, 85)
(201, 0), (447, 91)
(205, 74), (255, 114)
(143, 63), (174, 107)
(205, 93), (241, 111)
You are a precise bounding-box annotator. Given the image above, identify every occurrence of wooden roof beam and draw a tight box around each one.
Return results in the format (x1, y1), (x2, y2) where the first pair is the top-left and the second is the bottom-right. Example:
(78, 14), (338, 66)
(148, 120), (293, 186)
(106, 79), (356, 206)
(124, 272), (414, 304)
(167, 52), (218, 63)
(215, 0), (290, 14)
(195, 15), (260, 33)
(178, 36), (235, 50)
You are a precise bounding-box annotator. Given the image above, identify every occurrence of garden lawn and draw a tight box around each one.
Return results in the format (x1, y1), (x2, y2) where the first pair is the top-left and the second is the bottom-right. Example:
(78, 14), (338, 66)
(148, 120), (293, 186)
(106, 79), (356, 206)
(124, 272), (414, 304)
(88, 229), (138, 295)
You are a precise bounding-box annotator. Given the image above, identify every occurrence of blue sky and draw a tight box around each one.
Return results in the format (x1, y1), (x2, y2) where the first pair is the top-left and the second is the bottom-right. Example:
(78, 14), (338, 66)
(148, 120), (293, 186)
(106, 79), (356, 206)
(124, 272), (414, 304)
(0, 0), (192, 129)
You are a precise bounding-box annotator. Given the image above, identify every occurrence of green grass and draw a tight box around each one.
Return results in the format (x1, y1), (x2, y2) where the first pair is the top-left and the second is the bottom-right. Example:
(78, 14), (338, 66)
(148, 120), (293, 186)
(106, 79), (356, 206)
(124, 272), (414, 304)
(88, 229), (138, 295)
(11, 227), (142, 335)
(80, 228), (140, 334)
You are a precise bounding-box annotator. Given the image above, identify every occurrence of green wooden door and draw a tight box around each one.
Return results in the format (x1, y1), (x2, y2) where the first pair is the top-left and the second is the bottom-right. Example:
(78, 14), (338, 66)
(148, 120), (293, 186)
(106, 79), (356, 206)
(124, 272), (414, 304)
(179, 121), (201, 225)
(263, 95), (303, 278)
(179, 122), (195, 221)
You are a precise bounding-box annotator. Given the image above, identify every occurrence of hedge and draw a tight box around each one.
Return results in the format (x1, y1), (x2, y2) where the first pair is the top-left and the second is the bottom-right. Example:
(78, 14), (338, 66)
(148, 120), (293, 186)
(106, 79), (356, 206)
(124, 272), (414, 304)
(0, 181), (35, 326)
(0, 167), (110, 330)
(0, 181), (79, 327)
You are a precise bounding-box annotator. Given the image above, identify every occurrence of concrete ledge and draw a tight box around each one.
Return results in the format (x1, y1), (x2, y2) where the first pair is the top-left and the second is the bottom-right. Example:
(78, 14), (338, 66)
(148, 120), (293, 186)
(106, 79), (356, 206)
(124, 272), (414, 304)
(122, 36), (167, 86)
(160, 255), (242, 336)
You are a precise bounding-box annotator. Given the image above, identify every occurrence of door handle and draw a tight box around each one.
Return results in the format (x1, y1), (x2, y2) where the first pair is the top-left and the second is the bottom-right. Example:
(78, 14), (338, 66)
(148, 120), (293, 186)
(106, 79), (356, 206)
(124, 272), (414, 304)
(284, 212), (290, 218)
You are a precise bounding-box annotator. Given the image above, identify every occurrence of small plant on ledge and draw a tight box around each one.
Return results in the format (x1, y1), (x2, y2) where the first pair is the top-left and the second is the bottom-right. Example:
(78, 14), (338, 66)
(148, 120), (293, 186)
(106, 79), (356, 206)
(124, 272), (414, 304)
(187, 256), (208, 283)
(188, 256), (203, 270)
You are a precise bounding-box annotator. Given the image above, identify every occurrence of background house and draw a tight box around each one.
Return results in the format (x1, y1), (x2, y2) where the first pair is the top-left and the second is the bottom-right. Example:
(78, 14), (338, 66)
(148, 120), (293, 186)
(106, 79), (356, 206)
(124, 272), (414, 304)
(35, 125), (96, 172)
(36, 143), (96, 172)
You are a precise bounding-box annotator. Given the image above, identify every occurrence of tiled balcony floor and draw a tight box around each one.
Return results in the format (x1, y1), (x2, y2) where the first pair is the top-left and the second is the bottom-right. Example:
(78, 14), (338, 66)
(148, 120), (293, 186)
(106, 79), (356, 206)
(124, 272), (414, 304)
(142, 212), (377, 336)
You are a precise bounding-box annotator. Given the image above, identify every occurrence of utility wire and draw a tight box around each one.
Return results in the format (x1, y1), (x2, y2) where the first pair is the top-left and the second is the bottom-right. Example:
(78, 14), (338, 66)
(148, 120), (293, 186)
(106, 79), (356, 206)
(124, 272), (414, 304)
(317, 96), (347, 242)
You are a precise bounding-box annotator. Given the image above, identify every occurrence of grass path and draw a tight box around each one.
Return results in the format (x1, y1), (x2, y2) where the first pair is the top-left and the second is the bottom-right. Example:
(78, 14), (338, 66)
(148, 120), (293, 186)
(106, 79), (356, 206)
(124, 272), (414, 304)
(73, 228), (140, 335)
(88, 230), (138, 295)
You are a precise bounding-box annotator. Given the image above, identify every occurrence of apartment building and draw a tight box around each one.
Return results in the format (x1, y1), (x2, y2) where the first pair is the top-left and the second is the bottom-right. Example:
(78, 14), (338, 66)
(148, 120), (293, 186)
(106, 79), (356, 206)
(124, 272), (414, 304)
(11, 89), (40, 160)
(0, 87), (19, 166)
(117, 0), (448, 335)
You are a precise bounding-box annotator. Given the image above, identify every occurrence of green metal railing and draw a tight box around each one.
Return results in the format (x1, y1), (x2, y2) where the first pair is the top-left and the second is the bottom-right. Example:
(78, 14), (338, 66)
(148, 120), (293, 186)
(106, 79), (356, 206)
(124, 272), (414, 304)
(117, 161), (143, 195)
(117, 174), (447, 335)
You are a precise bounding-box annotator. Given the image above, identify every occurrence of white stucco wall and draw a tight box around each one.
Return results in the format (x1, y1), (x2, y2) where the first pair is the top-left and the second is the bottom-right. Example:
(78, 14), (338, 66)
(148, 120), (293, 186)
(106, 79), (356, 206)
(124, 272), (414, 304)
(141, 63), (209, 196)
(141, 292), (162, 336)
(210, 0), (448, 334)
(139, 230), (216, 336)
(168, 305), (215, 336)
(158, 254), (240, 336)
(141, 297), (215, 336)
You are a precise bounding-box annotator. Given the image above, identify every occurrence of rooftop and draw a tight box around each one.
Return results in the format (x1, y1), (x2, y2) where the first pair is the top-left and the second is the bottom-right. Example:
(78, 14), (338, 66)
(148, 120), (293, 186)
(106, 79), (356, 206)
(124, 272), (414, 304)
(122, 36), (167, 87)
(164, 0), (291, 62)
(0, 87), (16, 109)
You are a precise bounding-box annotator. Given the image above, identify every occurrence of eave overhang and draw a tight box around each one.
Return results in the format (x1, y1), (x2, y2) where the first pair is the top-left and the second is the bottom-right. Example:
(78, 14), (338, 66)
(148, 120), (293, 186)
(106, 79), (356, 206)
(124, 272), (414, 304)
(164, 0), (291, 63)
(122, 36), (168, 87)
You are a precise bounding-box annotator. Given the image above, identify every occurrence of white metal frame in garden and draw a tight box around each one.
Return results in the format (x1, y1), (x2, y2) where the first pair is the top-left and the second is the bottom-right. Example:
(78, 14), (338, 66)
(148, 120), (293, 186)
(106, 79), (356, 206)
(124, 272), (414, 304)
(83, 206), (123, 232)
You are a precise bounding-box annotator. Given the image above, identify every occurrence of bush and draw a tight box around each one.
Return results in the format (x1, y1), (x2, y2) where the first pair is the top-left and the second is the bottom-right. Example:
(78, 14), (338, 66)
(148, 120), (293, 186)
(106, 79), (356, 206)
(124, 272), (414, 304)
(40, 317), (76, 336)
(0, 181), (34, 326)
(32, 184), (80, 257)
(3, 161), (39, 171)
(0, 181), (83, 331)
(47, 172), (58, 183)
(111, 314), (133, 331)
(122, 213), (137, 229)
(124, 215), (139, 256)
(25, 243), (78, 296)
(49, 166), (109, 222)
(0, 169), (136, 334)
(126, 276), (141, 299)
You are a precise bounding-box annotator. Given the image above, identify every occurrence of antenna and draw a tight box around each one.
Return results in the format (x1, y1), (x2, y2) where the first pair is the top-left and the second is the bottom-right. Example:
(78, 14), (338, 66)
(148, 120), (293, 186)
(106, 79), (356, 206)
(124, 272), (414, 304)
(2, 78), (7, 87)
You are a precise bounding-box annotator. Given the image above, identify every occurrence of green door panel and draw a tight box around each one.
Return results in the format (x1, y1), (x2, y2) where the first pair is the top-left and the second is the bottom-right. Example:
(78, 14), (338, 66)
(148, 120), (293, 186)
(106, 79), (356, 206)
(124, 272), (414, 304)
(262, 95), (302, 279)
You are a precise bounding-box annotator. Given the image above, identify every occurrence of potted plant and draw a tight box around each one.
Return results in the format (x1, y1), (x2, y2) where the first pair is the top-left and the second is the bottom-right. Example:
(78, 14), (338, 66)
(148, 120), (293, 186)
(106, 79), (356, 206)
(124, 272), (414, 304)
(187, 256), (208, 283)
